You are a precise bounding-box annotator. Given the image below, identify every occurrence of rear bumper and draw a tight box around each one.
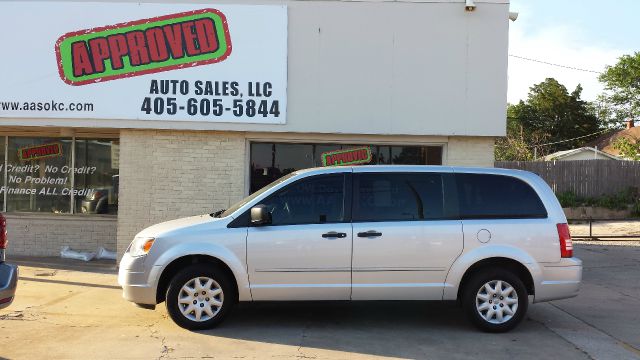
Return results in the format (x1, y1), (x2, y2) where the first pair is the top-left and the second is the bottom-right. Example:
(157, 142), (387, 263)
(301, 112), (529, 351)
(534, 258), (582, 303)
(81, 200), (98, 214)
(0, 262), (18, 309)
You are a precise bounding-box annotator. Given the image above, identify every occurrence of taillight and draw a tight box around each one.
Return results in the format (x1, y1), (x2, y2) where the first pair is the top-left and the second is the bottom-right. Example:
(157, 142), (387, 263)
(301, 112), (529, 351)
(88, 191), (104, 201)
(0, 214), (6, 250)
(557, 223), (573, 258)
(0, 214), (6, 249)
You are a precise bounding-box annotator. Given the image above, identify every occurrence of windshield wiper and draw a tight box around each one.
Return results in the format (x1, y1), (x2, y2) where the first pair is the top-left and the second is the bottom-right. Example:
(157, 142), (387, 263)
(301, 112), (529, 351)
(210, 209), (226, 218)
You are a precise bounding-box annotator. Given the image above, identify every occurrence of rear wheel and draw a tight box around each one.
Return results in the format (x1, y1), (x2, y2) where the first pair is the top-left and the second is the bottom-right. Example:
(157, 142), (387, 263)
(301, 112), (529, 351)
(462, 269), (528, 332)
(165, 264), (235, 330)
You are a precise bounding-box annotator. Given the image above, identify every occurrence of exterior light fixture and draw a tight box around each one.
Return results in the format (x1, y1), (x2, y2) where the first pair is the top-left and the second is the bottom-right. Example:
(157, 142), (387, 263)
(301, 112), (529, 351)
(465, 0), (476, 12)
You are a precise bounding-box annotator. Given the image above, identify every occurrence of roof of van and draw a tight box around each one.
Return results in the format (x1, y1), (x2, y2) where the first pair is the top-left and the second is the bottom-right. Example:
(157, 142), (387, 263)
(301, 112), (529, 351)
(295, 165), (536, 178)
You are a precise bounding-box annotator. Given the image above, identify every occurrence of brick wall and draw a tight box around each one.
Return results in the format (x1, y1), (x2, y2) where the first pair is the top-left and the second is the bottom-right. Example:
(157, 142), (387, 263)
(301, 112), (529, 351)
(116, 130), (246, 258)
(446, 136), (495, 167)
(5, 214), (116, 257)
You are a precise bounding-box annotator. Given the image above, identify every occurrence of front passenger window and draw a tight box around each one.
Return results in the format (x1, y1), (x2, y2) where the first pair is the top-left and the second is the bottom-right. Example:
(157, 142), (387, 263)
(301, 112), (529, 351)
(258, 175), (346, 226)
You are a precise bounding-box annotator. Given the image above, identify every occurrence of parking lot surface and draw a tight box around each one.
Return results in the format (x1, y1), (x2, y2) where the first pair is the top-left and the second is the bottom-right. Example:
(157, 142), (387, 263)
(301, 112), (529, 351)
(2, 243), (639, 360)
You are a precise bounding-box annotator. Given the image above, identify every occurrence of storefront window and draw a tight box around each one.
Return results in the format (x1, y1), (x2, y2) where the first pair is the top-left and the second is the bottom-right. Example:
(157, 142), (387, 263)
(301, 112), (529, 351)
(250, 143), (315, 192)
(250, 142), (443, 194)
(6, 137), (73, 213)
(74, 139), (119, 215)
(0, 136), (119, 215)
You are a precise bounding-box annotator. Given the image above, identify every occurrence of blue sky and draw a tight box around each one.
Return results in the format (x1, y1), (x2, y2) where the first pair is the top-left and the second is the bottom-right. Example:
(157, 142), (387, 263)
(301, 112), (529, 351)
(507, 0), (637, 103)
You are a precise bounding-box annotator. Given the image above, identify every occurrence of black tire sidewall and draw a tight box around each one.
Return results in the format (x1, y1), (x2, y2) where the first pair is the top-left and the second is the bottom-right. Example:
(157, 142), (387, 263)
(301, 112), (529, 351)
(165, 264), (236, 330)
(463, 269), (528, 333)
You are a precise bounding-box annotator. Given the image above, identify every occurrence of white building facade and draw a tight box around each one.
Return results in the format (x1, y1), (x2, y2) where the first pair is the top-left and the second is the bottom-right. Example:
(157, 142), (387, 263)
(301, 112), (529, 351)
(0, 0), (510, 258)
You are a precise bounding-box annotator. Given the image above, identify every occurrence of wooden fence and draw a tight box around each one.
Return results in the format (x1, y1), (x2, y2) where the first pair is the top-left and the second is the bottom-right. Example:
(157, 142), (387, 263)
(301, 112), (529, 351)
(494, 160), (640, 198)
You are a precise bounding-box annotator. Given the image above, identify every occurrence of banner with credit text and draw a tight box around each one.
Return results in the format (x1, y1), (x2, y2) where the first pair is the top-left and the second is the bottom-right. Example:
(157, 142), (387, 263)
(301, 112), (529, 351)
(0, 2), (287, 124)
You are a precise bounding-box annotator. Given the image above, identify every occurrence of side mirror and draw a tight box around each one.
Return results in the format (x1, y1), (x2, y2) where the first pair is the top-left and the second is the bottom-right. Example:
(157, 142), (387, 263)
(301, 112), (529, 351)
(250, 205), (272, 226)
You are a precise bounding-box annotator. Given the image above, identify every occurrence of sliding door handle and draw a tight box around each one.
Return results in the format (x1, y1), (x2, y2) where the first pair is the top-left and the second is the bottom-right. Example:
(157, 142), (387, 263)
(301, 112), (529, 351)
(357, 230), (383, 238)
(322, 232), (347, 239)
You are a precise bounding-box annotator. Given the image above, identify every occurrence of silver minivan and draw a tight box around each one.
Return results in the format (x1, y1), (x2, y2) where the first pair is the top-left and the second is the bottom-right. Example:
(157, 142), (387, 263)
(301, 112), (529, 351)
(119, 166), (581, 332)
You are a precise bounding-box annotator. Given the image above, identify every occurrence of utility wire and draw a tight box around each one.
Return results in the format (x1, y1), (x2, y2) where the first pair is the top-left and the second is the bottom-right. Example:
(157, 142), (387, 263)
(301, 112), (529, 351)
(509, 54), (602, 74)
(507, 116), (628, 124)
(534, 128), (611, 147)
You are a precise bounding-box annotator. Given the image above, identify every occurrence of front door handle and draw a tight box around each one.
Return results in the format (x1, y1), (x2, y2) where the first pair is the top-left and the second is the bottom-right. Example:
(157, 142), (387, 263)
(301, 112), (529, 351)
(357, 230), (383, 238)
(322, 232), (347, 239)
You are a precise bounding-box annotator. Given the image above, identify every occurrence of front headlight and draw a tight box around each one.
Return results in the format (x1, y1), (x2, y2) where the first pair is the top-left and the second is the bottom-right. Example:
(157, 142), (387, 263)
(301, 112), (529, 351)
(128, 236), (155, 257)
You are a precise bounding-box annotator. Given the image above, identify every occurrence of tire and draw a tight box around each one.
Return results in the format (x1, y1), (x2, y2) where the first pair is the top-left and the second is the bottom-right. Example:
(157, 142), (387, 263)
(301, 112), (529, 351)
(462, 268), (528, 333)
(165, 264), (236, 330)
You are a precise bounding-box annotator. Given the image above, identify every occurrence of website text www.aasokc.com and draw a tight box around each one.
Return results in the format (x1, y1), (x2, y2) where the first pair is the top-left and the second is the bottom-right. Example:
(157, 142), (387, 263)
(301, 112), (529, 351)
(0, 100), (94, 112)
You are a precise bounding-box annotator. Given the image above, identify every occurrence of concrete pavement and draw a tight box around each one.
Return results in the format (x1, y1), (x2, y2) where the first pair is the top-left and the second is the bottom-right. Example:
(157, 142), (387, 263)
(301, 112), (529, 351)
(1, 243), (639, 360)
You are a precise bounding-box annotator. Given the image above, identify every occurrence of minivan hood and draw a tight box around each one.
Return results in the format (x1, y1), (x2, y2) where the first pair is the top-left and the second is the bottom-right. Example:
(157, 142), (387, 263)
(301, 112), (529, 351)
(135, 214), (223, 238)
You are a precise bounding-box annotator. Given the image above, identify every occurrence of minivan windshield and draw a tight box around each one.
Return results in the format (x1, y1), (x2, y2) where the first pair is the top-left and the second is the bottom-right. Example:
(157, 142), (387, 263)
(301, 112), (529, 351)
(219, 172), (298, 218)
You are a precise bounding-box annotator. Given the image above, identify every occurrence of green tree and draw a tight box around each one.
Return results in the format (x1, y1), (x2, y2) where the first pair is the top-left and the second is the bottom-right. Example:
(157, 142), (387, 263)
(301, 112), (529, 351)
(495, 107), (540, 161)
(612, 137), (640, 160)
(494, 136), (533, 161)
(495, 78), (603, 160)
(599, 52), (640, 123)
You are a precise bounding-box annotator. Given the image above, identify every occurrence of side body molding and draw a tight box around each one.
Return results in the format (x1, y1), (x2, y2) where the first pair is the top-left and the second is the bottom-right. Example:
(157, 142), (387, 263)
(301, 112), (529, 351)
(442, 245), (543, 300)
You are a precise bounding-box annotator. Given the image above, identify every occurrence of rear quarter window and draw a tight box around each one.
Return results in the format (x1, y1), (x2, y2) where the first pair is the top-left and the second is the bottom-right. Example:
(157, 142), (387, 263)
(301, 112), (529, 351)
(455, 173), (547, 219)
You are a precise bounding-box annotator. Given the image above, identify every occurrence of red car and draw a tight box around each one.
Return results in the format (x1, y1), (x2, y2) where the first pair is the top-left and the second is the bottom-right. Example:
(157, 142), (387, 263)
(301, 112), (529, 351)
(0, 213), (18, 309)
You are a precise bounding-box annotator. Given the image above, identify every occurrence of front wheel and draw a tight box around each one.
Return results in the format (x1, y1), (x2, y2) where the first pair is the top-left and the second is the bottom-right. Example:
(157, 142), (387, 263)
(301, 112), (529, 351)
(165, 264), (235, 330)
(462, 269), (528, 332)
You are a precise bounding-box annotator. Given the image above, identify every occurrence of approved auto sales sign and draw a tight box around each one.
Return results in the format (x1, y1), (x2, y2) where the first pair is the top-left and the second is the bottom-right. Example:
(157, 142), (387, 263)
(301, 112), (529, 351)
(0, 2), (287, 124)
(56, 9), (232, 86)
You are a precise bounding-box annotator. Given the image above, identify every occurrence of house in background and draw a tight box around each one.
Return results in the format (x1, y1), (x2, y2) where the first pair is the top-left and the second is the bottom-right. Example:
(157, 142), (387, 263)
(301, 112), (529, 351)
(588, 120), (639, 159)
(542, 147), (621, 161)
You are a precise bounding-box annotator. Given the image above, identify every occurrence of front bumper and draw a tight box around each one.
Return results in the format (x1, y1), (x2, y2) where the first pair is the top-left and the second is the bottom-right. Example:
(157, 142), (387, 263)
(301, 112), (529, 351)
(0, 262), (18, 309)
(534, 257), (582, 303)
(118, 252), (157, 305)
